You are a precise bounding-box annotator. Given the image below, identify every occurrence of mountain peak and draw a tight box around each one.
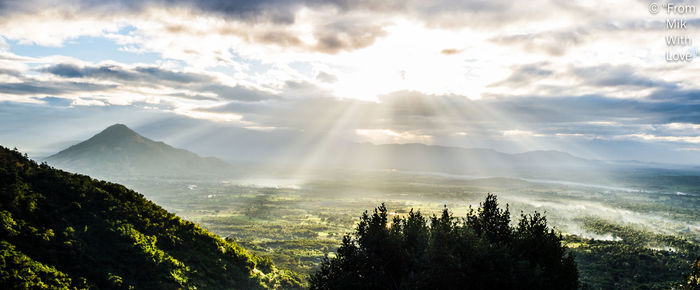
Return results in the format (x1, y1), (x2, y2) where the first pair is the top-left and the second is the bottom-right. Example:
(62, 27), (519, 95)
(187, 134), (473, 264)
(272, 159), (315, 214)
(81, 124), (147, 147)
(45, 124), (233, 177)
(95, 123), (140, 138)
(104, 123), (131, 131)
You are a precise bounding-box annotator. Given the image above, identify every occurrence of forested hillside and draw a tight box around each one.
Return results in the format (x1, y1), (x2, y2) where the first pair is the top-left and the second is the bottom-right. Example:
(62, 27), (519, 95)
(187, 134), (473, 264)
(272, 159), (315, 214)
(0, 146), (303, 289)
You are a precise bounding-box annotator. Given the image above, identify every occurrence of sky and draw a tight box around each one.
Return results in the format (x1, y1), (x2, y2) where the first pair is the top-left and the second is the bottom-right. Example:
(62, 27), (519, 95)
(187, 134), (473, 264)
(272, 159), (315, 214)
(0, 0), (699, 165)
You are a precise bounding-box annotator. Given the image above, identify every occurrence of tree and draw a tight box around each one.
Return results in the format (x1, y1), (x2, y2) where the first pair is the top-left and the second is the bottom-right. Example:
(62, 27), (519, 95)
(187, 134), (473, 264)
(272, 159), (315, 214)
(676, 257), (700, 290)
(310, 194), (579, 290)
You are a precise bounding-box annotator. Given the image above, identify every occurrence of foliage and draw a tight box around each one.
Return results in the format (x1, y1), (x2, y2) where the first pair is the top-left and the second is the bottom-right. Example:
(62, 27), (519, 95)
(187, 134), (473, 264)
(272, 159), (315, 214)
(675, 257), (700, 289)
(0, 146), (303, 289)
(568, 217), (700, 289)
(0, 241), (79, 289)
(310, 194), (578, 290)
(118, 164), (700, 288)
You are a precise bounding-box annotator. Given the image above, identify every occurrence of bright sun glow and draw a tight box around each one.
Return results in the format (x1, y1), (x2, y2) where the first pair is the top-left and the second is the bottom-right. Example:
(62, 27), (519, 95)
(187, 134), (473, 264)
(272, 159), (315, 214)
(327, 19), (507, 101)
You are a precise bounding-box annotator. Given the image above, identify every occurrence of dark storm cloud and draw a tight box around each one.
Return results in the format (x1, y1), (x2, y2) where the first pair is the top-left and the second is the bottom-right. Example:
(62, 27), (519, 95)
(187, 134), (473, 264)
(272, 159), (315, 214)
(41, 63), (273, 101)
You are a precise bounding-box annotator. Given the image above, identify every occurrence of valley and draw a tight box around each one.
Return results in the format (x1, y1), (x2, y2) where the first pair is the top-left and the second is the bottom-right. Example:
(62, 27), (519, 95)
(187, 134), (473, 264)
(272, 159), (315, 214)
(116, 169), (700, 288)
(29, 124), (700, 288)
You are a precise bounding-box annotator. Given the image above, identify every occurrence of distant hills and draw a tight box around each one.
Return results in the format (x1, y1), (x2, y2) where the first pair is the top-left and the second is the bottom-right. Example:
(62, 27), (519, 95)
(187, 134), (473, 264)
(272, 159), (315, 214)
(45, 124), (234, 177)
(43, 123), (608, 181)
(134, 120), (599, 175)
(0, 146), (303, 288)
(335, 143), (599, 174)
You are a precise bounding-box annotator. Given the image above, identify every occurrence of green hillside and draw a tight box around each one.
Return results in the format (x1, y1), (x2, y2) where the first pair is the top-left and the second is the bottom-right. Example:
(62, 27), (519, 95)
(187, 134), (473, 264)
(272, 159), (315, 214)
(0, 146), (303, 289)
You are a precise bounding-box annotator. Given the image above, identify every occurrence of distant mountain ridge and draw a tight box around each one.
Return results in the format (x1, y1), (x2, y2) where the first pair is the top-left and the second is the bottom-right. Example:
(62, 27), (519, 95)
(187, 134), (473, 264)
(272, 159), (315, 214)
(321, 142), (602, 178)
(45, 124), (234, 177)
(130, 119), (598, 171)
(44, 123), (605, 180)
(124, 117), (700, 173)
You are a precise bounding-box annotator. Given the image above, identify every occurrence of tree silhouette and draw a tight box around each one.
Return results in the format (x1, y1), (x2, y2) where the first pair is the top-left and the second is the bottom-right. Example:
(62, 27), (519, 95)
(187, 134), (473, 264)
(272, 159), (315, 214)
(310, 194), (578, 290)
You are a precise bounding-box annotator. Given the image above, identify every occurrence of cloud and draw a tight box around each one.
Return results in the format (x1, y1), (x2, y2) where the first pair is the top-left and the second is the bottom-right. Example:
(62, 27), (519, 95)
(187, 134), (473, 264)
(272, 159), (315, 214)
(0, 99), (173, 155)
(8, 55), (700, 152)
(0, 0), (395, 54)
(355, 129), (433, 144)
(1, 0), (692, 101)
(0, 36), (8, 51)
(502, 130), (544, 137)
(40, 62), (274, 101)
(623, 134), (700, 144)
(0, 68), (22, 77)
(196, 87), (699, 146)
(571, 65), (678, 89)
(42, 63), (207, 84)
(490, 29), (588, 56)
(0, 0), (648, 56)
(665, 123), (700, 130)
(311, 20), (387, 53)
(316, 71), (337, 83)
(44, 64), (85, 78)
(440, 48), (462, 55)
(489, 63), (553, 88)
(1, 0), (699, 164)
(33, 96), (74, 106)
(145, 86), (700, 163)
(647, 88), (700, 103)
(0, 80), (115, 95)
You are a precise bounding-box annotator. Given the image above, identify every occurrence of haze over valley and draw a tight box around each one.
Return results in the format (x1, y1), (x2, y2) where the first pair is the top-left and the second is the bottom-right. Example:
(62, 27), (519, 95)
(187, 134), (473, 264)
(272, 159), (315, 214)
(33, 123), (700, 288)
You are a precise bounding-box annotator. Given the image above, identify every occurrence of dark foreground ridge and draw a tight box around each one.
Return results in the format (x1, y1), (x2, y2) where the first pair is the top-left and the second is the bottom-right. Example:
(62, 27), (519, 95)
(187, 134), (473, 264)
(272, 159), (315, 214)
(0, 146), (303, 289)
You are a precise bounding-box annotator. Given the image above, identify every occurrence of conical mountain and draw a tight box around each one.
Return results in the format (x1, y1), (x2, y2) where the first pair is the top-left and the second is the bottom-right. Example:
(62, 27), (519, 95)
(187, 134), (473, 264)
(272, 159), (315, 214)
(45, 124), (234, 177)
